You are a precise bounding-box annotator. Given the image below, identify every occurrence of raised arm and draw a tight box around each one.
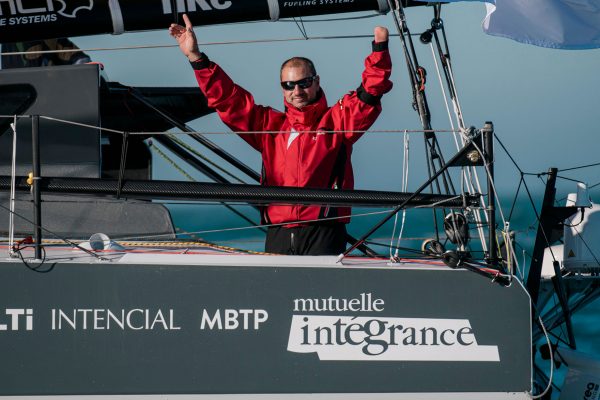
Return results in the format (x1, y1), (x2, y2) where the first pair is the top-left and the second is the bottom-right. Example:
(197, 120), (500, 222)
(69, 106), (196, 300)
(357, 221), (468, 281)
(331, 26), (393, 143)
(362, 26), (392, 99)
(169, 15), (271, 151)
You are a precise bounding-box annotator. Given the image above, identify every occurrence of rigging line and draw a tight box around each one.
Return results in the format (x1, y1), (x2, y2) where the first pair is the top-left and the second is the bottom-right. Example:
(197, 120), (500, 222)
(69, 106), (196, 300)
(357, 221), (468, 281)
(541, 287), (600, 334)
(292, 17), (308, 39)
(397, 0), (423, 86)
(395, 26), (438, 218)
(0, 202), (107, 261)
(150, 141), (195, 181)
(166, 134), (246, 184)
(428, 42), (486, 249)
(386, 1), (454, 216)
(112, 208), (396, 242)
(507, 176), (524, 222)
(116, 132), (129, 199)
(445, 53), (491, 232)
(522, 172), (548, 176)
(0, 33), (412, 57)
(471, 140), (507, 225)
(299, 17), (307, 39)
(430, 21), (461, 129)
(150, 141), (263, 231)
(470, 140), (510, 258)
(501, 225), (521, 280)
(8, 116), (17, 257)
(39, 115), (125, 134)
(431, 138), (456, 195)
(493, 133), (524, 174)
(556, 175), (586, 184)
(423, 140), (440, 242)
(3, 115), (460, 135)
(570, 221), (600, 268)
(390, 131), (410, 259)
(430, 43), (459, 150)
(445, 55), (467, 131)
(431, 14), (466, 136)
(0, 117), (460, 135)
(558, 161), (600, 172)
(521, 174), (558, 264)
(388, 0), (418, 81)
(568, 285), (600, 316)
(502, 228), (525, 280)
(549, 294), (570, 345)
(536, 174), (547, 189)
(396, 131), (410, 251)
(429, 19), (480, 205)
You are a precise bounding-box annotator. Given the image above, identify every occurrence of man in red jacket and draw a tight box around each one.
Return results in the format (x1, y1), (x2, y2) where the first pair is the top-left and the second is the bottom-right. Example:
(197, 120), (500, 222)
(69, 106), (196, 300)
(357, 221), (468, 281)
(170, 15), (392, 255)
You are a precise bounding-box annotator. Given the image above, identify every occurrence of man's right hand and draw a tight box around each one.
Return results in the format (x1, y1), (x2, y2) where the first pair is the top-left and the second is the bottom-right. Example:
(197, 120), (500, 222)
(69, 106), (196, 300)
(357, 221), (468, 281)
(169, 14), (202, 62)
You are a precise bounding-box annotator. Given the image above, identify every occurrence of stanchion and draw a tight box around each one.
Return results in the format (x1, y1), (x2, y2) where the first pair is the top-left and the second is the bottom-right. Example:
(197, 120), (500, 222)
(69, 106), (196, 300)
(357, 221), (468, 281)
(31, 115), (42, 260)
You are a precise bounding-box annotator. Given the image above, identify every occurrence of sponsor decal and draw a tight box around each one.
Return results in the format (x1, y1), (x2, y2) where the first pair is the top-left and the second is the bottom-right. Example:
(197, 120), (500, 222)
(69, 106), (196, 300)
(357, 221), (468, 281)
(287, 293), (500, 362)
(161, 0), (232, 14)
(0, 307), (269, 333)
(0, 308), (33, 331)
(51, 308), (181, 331)
(282, 0), (355, 8)
(200, 308), (268, 330)
(584, 382), (600, 400)
(54, 0), (94, 18)
(0, 0), (93, 27)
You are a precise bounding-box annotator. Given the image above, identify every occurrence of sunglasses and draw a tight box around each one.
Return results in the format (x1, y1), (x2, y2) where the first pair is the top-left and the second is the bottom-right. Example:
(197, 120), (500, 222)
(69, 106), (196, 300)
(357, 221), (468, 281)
(280, 75), (317, 90)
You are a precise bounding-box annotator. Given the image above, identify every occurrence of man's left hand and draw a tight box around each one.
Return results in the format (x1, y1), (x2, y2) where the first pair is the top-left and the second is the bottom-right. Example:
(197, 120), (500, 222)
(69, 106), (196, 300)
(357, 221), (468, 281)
(374, 26), (389, 43)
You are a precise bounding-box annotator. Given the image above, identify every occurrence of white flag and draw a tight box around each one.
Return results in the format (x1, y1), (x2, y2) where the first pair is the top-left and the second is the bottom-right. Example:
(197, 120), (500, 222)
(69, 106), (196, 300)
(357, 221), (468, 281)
(418, 0), (600, 50)
(483, 0), (600, 50)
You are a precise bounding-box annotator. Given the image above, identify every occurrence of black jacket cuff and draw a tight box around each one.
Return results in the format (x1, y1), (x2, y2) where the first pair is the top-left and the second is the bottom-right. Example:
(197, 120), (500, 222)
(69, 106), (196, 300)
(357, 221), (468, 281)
(190, 53), (210, 70)
(356, 84), (382, 106)
(372, 40), (388, 52)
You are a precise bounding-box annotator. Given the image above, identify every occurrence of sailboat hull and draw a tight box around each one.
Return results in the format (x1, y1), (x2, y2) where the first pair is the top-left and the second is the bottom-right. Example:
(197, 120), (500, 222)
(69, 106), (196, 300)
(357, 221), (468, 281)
(0, 251), (531, 397)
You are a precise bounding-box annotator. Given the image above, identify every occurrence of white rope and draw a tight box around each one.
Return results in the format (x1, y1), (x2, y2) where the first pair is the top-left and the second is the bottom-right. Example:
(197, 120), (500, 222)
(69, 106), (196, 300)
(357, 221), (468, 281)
(471, 140), (508, 226)
(531, 315), (554, 399)
(446, 60), (467, 132)
(428, 44), (488, 252)
(8, 116), (18, 258)
(505, 226), (525, 280)
(447, 58), (491, 232)
(390, 130), (410, 259)
(430, 44), (461, 151)
(413, 195), (463, 209)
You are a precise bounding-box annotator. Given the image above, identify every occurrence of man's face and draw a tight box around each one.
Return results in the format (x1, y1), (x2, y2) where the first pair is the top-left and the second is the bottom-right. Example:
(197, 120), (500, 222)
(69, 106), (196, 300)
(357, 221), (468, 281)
(280, 64), (320, 109)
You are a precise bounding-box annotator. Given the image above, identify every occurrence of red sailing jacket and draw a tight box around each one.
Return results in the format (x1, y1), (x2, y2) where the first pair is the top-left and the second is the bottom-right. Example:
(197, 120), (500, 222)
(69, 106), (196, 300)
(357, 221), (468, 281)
(192, 41), (392, 226)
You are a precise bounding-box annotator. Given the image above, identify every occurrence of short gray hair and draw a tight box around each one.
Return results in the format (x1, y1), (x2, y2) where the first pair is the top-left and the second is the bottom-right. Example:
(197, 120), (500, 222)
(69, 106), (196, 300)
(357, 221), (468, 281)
(280, 57), (317, 77)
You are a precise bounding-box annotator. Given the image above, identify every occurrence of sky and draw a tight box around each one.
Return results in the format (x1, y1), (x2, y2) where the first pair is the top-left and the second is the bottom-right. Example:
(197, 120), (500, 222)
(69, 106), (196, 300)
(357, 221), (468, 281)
(72, 2), (600, 205)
